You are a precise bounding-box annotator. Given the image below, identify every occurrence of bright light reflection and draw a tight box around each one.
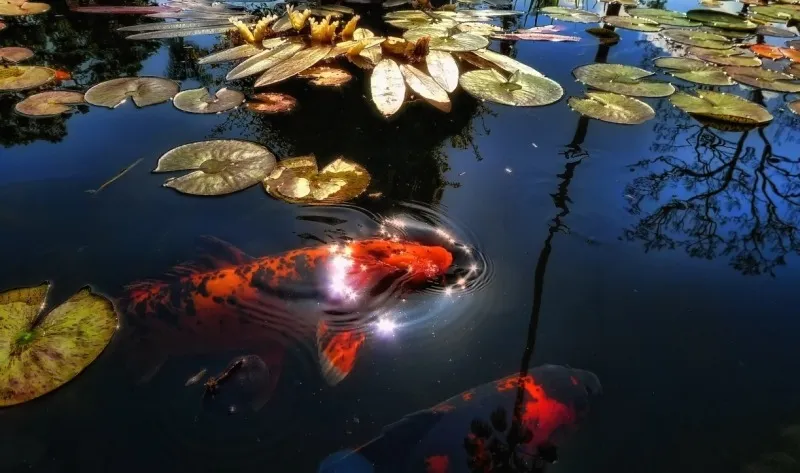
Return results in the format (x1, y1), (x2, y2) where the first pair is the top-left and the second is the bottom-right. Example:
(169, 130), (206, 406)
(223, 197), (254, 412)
(376, 318), (397, 335)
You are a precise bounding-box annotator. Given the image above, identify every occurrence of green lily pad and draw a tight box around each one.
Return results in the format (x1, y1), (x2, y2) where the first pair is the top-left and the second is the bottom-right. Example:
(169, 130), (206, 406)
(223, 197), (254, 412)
(539, 6), (600, 23)
(751, 4), (800, 22)
(403, 28), (489, 52)
(0, 1), (49, 16)
(700, 26), (753, 39)
(725, 66), (800, 92)
(173, 87), (244, 114)
(568, 91), (655, 124)
(661, 28), (733, 49)
(628, 8), (701, 27)
(603, 16), (661, 32)
(572, 63), (675, 97)
(654, 56), (733, 85)
(457, 22), (503, 35)
(15, 91), (85, 117)
(685, 9), (758, 30)
(84, 77), (179, 108)
(756, 24), (797, 37)
(669, 90), (773, 126)
(459, 68), (563, 106)
(0, 284), (118, 407)
(0, 65), (54, 91)
(688, 47), (762, 66)
(263, 156), (371, 205)
(384, 11), (457, 30)
(154, 140), (277, 196)
(0, 46), (32, 63)
(789, 99), (799, 114)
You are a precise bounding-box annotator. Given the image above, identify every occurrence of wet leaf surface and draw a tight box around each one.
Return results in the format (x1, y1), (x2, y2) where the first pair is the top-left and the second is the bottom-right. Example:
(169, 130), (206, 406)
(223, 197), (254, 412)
(84, 77), (179, 108)
(226, 42), (305, 81)
(603, 16), (662, 32)
(539, 6), (600, 23)
(751, 4), (800, 21)
(297, 66), (353, 86)
(426, 49), (459, 92)
(0, 46), (32, 63)
(787, 62), (800, 76)
(255, 44), (331, 87)
(15, 91), (84, 117)
(688, 46), (762, 66)
(627, 8), (701, 27)
(245, 92), (297, 113)
(400, 63), (451, 112)
(459, 69), (563, 106)
(568, 91), (655, 124)
(573, 63), (675, 97)
(661, 28), (733, 49)
(371, 57), (406, 116)
(654, 56), (734, 85)
(669, 89), (773, 126)
(154, 140), (276, 196)
(467, 48), (544, 77)
(173, 87), (244, 114)
(685, 9), (758, 30)
(263, 156), (371, 204)
(725, 65), (800, 92)
(457, 22), (503, 35)
(700, 26), (753, 39)
(0, 284), (118, 407)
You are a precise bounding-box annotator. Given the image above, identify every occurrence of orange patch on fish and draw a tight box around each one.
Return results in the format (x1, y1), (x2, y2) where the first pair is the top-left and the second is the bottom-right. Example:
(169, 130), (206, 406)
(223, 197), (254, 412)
(496, 374), (576, 445)
(54, 70), (71, 81)
(425, 455), (450, 473)
(461, 390), (474, 401)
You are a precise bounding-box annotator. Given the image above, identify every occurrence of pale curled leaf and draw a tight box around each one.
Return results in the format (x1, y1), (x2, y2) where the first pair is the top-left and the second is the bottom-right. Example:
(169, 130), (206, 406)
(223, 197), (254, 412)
(426, 50), (459, 93)
(226, 42), (305, 81)
(370, 58), (406, 117)
(254, 45), (331, 87)
(400, 63), (451, 112)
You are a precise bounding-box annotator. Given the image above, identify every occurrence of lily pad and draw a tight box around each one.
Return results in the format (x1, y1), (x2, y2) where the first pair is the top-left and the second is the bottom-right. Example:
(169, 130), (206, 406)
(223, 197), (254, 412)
(384, 12), (457, 30)
(685, 9), (757, 31)
(751, 4), (800, 22)
(254, 45), (331, 87)
(84, 77), (179, 108)
(0, 46), (32, 63)
(245, 92), (297, 113)
(669, 90), (773, 126)
(573, 63), (675, 97)
(688, 46), (762, 66)
(173, 87), (244, 114)
(459, 68), (563, 107)
(700, 26), (752, 39)
(0, 284), (118, 407)
(403, 28), (489, 52)
(154, 140), (276, 196)
(400, 63), (451, 112)
(787, 62), (800, 77)
(297, 66), (352, 86)
(426, 49), (459, 92)
(586, 27), (621, 42)
(661, 28), (733, 49)
(788, 39), (800, 49)
(783, 48), (800, 62)
(226, 42), (306, 81)
(263, 156), (371, 205)
(756, 25), (797, 38)
(0, 65), (54, 91)
(627, 8), (701, 27)
(568, 91), (655, 124)
(538, 6), (600, 23)
(653, 56), (733, 85)
(197, 44), (264, 65)
(0, 1), (49, 16)
(602, 16), (661, 32)
(125, 25), (236, 40)
(789, 99), (800, 114)
(15, 91), (84, 117)
(371, 58), (406, 117)
(725, 66), (800, 92)
(750, 44), (786, 59)
(467, 48), (544, 77)
(457, 22), (503, 35)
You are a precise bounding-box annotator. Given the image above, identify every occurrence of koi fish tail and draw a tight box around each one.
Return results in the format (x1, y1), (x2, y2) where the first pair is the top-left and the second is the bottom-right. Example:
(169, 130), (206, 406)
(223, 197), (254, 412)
(316, 320), (366, 386)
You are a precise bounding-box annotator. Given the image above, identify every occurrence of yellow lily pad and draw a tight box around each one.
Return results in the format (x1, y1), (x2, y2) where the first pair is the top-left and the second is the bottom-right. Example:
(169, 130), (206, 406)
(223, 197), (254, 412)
(0, 65), (54, 91)
(172, 87), (244, 114)
(297, 66), (353, 87)
(669, 90), (772, 126)
(14, 91), (85, 117)
(0, 0), (50, 16)
(84, 76), (179, 108)
(263, 155), (371, 205)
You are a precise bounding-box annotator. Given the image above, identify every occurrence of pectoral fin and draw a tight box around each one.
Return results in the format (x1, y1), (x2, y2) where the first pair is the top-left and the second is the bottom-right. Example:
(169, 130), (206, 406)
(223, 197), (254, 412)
(316, 320), (366, 386)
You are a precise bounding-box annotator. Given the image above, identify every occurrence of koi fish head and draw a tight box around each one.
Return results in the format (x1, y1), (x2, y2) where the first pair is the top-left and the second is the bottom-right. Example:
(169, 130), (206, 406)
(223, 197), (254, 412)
(346, 239), (453, 284)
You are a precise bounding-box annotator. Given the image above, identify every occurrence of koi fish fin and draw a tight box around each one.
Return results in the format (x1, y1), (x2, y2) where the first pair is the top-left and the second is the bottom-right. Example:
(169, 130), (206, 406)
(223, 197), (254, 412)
(194, 235), (254, 268)
(316, 320), (366, 386)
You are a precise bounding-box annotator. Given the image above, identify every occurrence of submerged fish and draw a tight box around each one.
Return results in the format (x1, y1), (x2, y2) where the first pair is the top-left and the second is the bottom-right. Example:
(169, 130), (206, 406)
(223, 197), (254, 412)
(123, 236), (453, 399)
(320, 364), (602, 473)
(53, 70), (72, 82)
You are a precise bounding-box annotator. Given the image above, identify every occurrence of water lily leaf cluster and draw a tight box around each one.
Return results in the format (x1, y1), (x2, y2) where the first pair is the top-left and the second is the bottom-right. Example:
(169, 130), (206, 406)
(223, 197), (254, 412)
(263, 156), (371, 204)
(669, 90), (773, 128)
(654, 57), (733, 85)
(573, 63), (675, 97)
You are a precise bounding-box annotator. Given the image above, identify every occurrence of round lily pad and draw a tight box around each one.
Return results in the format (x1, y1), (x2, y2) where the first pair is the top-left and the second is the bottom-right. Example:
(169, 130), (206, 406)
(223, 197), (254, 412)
(0, 1), (50, 16)
(669, 90), (773, 126)
(297, 66), (352, 86)
(245, 92), (297, 114)
(0, 284), (118, 407)
(688, 47), (762, 66)
(154, 140), (277, 196)
(573, 63), (675, 97)
(539, 6), (600, 23)
(627, 8), (701, 27)
(568, 91), (655, 124)
(725, 66), (800, 92)
(700, 26), (753, 39)
(756, 25), (797, 38)
(603, 16), (661, 32)
(384, 11), (457, 30)
(0, 46), (32, 63)
(685, 9), (758, 31)
(0, 65), (54, 91)
(459, 68), (563, 106)
(654, 56), (733, 85)
(661, 28), (733, 49)
(403, 28), (489, 52)
(173, 87), (244, 114)
(263, 156), (371, 205)
(85, 77), (179, 108)
(789, 99), (799, 114)
(15, 91), (84, 117)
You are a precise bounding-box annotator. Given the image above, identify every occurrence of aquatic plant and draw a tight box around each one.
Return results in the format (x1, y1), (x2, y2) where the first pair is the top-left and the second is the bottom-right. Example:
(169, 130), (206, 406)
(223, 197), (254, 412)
(263, 156), (371, 204)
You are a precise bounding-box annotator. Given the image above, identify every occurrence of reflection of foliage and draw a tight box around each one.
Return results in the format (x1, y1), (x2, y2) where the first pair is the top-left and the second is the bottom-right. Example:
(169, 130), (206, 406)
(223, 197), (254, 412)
(464, 407), (551, 473)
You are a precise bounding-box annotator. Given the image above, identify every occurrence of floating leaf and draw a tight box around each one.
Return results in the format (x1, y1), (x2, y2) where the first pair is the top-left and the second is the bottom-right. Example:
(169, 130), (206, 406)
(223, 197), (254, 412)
(602, 15), (661, 32)
(154, 140), (276, 196)
(15, 91), (84, 117)
(0, 65), (54, 91)
(125, 25), (236, 40)
(0, 1), (49, 16)
(586, 26), (621, 42)
(654, 56), (733, 85)
(756, 25), (797, 37)
(700, 26), (752, 39)
(750, 44), (786, 59)
(226, 42), (306, 81)
(457, 22), (503, 35)
(669, 89), (772, 126)
(725, 66), (800, 92)
(117, 20), (232, 33)
(573, 63), (675, 97)
(789, 99), (799, 114)
(70, 5), (178, 14)
(459, 68), (563, 106)
(568, 91), (654, 124)
(0, 284), (118, 407)
(685, 9), (757, 30)
(353, 27), (375, 40)
(661, 28), (732, 49)
(264, 156), (371, 205)
(492, 31), (580, 41)
(254, 45), (331, 87)
(0, 46), (31, 63)
(384, 12), (457, 30)
(426, 49), (459, 92)
(688, 46), (762, 66)
(371, 58), (406, 116)
(538, 6), (600, 23)
(198, 44), (264, 65)
(751, 4), (800, 22)
(787, 62), (800, 76)
(467, 48), (544, 77)
(400, 63), (451, 112)
(246, 92), (297, 113)
(627, 8), (701, 27)
(173, 87), (244, 114)
(297, 66), (352, 86)
(788, 39), (800, 49)
(783, 47), (800, 62)
(84, 77), (179, 108)
(460, 9), (524, 17)
(403, 28), (489, 51)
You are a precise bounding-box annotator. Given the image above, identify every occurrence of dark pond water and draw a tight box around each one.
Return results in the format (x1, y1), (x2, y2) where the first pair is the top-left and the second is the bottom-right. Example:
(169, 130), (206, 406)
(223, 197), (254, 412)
(1, 0), (800, 472)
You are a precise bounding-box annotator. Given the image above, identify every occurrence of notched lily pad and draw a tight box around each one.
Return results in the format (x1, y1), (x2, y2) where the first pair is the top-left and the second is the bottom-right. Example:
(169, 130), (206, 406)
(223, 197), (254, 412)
(263, 156), (371, 205)
(459, 68), (563, 107)
(173, 87), (244, 114)
(84, 77), (179, 108)
(669, 90), (773, 127)
(685, 9), (758, 31)
(0, 65), (54, 91)
(725, 66), (800, 92)
(654, 56), (733, 85)
(627, 8), (701, 27)
(0, 284), (118, 407)
(15, 91), (84, 117)
(539, 6), (600, 23)
(297, 66), (352, 86)
(568, 91), (655, 124)
(602, 16), (661, 32)
(246, 92), (297, 113)
(0, 1), (50, 16)
(661, 28), (733, 49)
(573, 63), (675, 97)
(154, 140), (277, 196)
(0, 46), (32, 63)
(688, 47), (762, 67)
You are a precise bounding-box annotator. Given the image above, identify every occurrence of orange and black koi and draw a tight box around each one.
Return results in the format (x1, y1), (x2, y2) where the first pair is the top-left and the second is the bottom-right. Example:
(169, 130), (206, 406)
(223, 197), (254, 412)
(320, 364), (601, 473)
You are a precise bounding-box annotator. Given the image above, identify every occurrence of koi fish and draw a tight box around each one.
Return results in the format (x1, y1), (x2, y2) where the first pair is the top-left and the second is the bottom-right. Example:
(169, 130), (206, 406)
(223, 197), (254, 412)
(53, 70), (71, 82)
(123, 236), (453, 399)
(320, 364), (601, 473)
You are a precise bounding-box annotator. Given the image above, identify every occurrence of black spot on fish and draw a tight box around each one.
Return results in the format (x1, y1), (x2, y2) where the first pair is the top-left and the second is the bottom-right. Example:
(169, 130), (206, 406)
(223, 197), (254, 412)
(185, 297), (196, 317)
(197, 277), (210, 298)
(226, 296), (239, 306)
(212, 296), (224, 304)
